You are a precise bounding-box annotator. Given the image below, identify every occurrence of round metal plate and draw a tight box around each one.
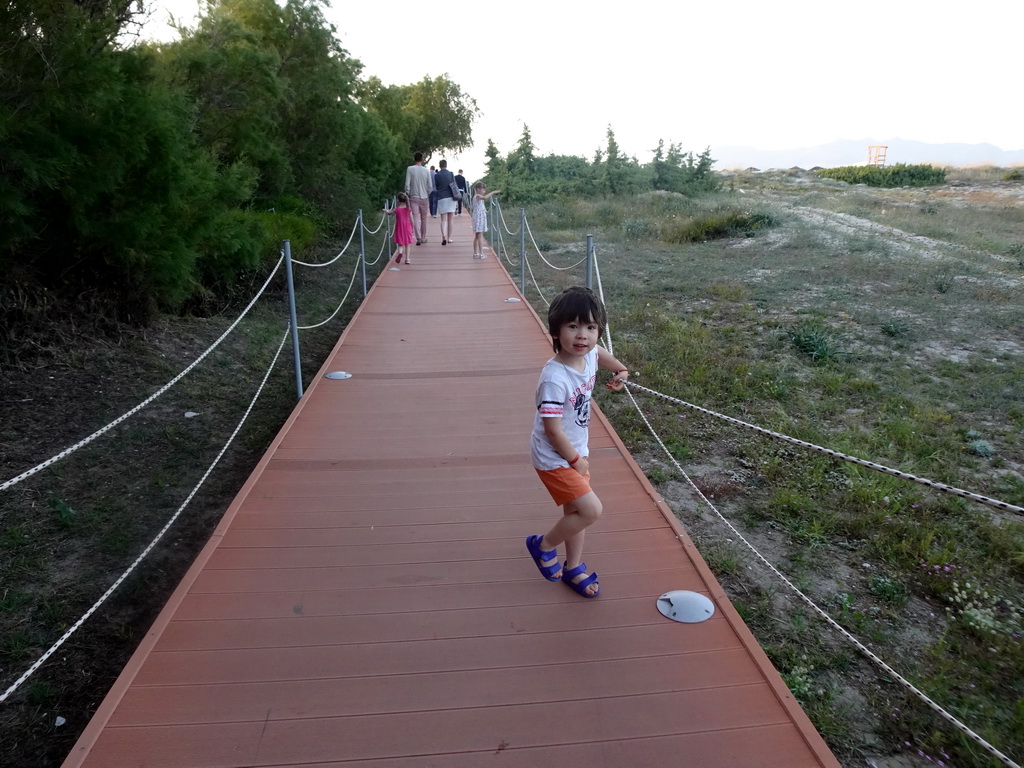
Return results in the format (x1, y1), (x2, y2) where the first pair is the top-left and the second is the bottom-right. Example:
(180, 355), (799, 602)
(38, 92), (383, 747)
(656, 591), (715, 623)
(504, 298), (521, 303)
(388, 267), (400, 271)
(324, 371), (352, 380)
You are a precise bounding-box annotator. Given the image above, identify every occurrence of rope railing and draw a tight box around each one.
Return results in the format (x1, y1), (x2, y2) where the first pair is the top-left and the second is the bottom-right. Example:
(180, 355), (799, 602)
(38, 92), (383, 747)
(0, 327), (292, 704)
(496, 200), (521, 236)
(0, 256), (285, 494)
(524, 216), (588, 271)
(296, 252), (363, 330)
(489, 200), (518, 267)
(361, 211), (387, 235)
(362, 226), (389, 266)
(291, 216), (360, 268)
(522, 221), (1022, 766)
(618, 378), (1020, 768)
(524, 251), (550, 306)
(2, 212), (390, 496)
(627, 382), (1023, 516)
(1, 202), (394, 703)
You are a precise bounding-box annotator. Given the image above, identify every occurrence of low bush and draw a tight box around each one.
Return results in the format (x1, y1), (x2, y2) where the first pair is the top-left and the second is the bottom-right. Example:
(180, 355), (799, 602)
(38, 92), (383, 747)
(816, 164), (947, 188)
(622, 216), (658, 241)
(661, 210), (777, 244)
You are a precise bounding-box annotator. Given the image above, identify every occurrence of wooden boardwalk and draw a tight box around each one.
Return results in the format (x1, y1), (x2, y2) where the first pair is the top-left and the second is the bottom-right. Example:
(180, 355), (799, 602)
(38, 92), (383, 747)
(63, 216), (841, 767)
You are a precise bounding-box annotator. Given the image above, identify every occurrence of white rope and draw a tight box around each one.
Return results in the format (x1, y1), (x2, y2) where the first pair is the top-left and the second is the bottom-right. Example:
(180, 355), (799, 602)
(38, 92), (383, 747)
(291, 218), (359, 268)
(594, 237), (1018, 764)
(362, 231), (387, 266)
(593, 247), (612, 356)
(362, 212), (387, 235)
(525, 217), (587, 270)
(628, 382), (1023, 516)
(522, 251), (550, 307)
(0, 257), (284, 493)
(0, 327), (292, 704)
(493, 215), (517, 268)
(619, 380), (1020, 767)
(499, 220), (520, 267)
(496, 200), (521, 236)
(296, 255), (363, 330)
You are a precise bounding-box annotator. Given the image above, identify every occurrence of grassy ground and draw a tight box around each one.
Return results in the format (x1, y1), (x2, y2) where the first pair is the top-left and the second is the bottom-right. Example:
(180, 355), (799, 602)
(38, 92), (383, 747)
(509, 170), (1023, 767)
(0, 217), (395, 767)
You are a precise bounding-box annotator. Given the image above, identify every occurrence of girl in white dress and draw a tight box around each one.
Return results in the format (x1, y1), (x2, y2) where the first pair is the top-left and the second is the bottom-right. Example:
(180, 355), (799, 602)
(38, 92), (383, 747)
(471, 183), (501, 258)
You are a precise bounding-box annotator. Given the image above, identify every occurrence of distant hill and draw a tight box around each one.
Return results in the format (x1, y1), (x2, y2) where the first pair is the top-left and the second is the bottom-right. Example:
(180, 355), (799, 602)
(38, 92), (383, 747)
(712, 138), (1024, 170)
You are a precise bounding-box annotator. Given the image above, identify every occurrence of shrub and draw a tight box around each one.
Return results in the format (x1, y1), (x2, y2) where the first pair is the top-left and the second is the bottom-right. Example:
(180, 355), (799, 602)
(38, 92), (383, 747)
(816, 164), (946, 188)
(660, 210), (777, 244)
(622, 216), (658, 241)
(787, 321), (845, 364)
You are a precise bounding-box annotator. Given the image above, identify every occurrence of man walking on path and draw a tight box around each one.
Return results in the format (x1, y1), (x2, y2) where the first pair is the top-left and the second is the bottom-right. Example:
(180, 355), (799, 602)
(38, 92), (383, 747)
(428, 165), (438, 218)
(454, 169), (468, 215)
(404, 152), (432, 245)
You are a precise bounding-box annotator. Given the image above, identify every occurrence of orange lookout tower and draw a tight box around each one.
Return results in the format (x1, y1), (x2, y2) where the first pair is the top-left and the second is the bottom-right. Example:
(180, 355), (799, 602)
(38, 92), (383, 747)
(867, 145), (888, 166)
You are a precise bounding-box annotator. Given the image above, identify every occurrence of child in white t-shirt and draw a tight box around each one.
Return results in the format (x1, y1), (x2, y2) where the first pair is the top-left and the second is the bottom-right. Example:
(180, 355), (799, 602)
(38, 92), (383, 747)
(526, 286), (629, 598)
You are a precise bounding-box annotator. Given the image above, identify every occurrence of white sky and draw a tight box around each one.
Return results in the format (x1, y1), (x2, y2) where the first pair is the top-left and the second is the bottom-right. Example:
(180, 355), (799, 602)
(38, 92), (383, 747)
(145, 0), (1022, 181)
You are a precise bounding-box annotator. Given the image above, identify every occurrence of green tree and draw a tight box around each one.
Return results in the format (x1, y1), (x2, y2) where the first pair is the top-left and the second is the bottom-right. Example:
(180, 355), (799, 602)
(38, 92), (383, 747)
(0, 0), (261, 318)
(209, 0), (392, 216)
(361, 73), (479, 160)
(404, 74), (478, 157)
(652, 139), (670, 190)
(482, 138), (508, 192)
(505, 124), (539, 203)
(156, 9), (291, 198)
(604, 125), (622, 194)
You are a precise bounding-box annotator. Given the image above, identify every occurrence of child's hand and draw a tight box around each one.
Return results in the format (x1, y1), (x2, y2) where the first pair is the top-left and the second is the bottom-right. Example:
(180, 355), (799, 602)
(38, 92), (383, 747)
(606, 369), (629, 391)
(574, 456), (590, 475)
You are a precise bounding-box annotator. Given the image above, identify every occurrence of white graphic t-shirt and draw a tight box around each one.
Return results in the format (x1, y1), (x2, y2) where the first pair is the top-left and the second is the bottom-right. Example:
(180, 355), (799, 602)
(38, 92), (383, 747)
(530, 348), (597, 470)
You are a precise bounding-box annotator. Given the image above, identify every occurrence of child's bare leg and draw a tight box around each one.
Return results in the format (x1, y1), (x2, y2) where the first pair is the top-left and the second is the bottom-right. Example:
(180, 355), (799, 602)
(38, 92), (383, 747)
(541, 491), (601, 561)
(563, 527), (586, 572)
(539, 493), (601, 596)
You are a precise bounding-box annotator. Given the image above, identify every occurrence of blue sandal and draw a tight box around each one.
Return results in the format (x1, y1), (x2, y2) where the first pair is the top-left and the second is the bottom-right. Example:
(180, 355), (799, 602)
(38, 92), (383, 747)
(526, 535), (561, 581)
(562, 562), (600, 598)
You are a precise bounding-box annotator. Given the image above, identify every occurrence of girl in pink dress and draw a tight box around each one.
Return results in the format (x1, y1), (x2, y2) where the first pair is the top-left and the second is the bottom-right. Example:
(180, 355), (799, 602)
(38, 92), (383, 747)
(384, 193), (415, 264)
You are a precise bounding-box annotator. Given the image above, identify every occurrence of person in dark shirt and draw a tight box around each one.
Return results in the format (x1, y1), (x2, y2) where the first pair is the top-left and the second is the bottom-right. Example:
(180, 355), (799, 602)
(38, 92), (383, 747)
(428, 165), (438, 217)
(434, 159), (457, 245)
(454, 170), (468, 215)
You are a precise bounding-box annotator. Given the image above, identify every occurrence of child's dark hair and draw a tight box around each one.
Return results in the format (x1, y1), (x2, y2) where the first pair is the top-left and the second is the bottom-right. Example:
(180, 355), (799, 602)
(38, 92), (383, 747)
(396, 192), (408, 203)
(547, 286), (606, 352)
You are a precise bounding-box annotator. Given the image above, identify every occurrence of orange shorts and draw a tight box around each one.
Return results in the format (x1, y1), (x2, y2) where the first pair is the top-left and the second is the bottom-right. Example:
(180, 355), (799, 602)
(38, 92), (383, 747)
(536, 466), (592, 506)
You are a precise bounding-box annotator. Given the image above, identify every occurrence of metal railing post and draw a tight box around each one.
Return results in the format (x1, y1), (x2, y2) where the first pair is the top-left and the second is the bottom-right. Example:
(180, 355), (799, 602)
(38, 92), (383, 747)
(384, 200), (393, 262)
(282, 240), (304, 400)
(586, 234), (594, 290)
(494, 201), (503, 261)
(520, 208), (526, 293)
(490, 198), (496, 256)
(358, 209), (367, 296)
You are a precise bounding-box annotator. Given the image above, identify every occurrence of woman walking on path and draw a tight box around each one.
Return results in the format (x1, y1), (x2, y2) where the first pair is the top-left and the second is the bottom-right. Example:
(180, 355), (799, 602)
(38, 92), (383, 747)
(403, 152), (431, 245)
(471, 182), (500, 258)
(383, 193), (415, 264)
(525, 287), (629, 598)
(434, 160), (458, 245)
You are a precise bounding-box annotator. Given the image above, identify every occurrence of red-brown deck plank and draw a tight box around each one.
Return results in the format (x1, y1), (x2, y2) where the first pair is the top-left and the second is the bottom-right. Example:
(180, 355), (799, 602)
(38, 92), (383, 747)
(62, 216), (841, 767)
